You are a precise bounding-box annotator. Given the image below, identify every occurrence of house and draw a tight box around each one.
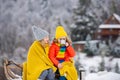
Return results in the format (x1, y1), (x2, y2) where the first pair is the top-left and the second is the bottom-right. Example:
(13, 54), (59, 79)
(96, 13), (120, 42)
(104, 13), (120, 24)
(72, 41), (86, 51)
(72, 40), (99, 52)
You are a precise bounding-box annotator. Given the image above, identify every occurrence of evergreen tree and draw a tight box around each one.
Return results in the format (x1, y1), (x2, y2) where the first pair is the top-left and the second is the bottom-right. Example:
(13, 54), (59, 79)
(84, 34), (94, 57)
(71, 0), (97, 41)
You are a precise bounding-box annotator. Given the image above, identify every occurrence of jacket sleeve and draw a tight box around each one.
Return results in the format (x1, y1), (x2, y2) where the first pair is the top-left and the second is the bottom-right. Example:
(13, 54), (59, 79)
(49, 46), (59, 66)
(66, 46), (76, 57)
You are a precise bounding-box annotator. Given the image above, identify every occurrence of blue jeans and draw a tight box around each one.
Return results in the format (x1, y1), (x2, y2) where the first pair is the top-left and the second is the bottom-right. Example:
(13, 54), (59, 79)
(39, 68), (55, 80)
(59, 76), (66, 80)
(58, 60), (67, 80)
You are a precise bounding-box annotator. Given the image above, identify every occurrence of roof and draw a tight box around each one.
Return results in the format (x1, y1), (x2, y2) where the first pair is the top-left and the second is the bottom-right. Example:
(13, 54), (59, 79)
(113, 13), (120, 22)
(72, 40), (100, 44)
(99, 24), (120, 29)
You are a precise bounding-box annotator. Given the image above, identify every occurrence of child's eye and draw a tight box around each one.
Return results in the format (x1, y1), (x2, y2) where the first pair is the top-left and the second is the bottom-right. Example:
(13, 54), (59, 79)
(60, 38), (66, 40)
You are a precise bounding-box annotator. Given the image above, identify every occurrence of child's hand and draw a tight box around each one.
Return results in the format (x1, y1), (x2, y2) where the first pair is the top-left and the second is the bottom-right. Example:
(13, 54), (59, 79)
(58, 63), (63, 69)
(65, 42), (69, 47)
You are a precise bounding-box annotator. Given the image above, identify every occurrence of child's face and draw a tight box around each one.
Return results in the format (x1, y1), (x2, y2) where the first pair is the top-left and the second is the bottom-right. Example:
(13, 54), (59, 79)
(58, 36), (66, 45)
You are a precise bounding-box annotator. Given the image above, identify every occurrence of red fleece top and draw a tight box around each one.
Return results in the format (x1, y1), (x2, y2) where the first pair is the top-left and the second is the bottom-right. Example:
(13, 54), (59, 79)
(49, 43), (76, 66)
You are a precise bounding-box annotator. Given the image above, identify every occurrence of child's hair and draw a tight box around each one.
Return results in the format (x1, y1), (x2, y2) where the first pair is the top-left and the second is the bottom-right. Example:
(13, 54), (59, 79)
(66, 37), (72, 44)
(53, 38), (58, 43)
(53, 37), (72, 44)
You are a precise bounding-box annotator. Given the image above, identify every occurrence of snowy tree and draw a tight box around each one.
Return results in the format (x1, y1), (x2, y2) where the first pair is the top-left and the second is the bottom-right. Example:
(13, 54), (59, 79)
(70, 0), (120, 41)
(115, 62), (120, 73)
(0, 0), (74, 58)
(71, 0), (99, 41)
(99, 57), (105, 71)
(110, 35), (120, 57)
(84, 34), (94, 57)
(0, 0), (120, 63)
(0, 0), (73, 64)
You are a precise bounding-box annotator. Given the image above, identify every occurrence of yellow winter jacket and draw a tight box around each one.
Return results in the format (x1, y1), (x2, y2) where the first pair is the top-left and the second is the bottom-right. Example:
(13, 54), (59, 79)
(59, 60), (78, 80)
(22, 41), (57, 80)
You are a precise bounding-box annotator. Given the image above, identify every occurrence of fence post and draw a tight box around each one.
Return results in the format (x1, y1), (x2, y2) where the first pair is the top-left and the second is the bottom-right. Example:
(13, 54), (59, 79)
(79, 67), (85, 80)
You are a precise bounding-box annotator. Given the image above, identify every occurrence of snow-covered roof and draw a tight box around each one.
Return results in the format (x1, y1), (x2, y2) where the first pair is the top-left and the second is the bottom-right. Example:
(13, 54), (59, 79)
(113, 13), (120, 22)
(72, 40), (100, 44)
(99, 24), (120, 29)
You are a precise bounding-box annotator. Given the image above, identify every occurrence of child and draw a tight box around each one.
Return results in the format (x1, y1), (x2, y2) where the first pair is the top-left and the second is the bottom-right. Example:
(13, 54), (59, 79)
(49, 26), (78, 80)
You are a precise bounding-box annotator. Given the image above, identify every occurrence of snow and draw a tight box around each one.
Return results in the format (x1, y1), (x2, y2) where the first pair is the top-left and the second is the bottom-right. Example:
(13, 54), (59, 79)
(75, 52), (120, 80)
(80, 56), (100, 74)
(72, 40), (100, 44)
(77, 53), (120, 72)
(86, 34), (92, 41)
(113, 13), (120, 22)
(99, 24), (120, 29)
(12, 74), (22, 80)
(85, 72), (120, 80)
(115, 36), (120, 45)
(11, 53), (120, 80)
(12, 77), (22, 80)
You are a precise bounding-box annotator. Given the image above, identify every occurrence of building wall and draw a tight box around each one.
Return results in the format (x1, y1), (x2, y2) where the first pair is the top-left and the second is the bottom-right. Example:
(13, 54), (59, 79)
(96, 28), (120, 42)
(100, 29), (120, 35)
(73, 44), (85, 51)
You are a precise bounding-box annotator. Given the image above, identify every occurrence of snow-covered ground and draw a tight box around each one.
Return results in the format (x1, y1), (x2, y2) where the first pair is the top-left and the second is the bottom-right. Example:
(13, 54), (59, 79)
(75, 52), (120, 80)
(12, 52), (120, 80)
(85, 71), (120, 80)
(12, 72), (120, 80)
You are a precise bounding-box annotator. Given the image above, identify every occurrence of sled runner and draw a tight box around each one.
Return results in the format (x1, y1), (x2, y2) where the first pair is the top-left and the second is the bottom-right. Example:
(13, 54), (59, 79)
(2, 59), (60, 80)
(3, 59), (22, 80)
